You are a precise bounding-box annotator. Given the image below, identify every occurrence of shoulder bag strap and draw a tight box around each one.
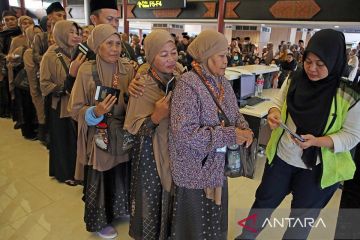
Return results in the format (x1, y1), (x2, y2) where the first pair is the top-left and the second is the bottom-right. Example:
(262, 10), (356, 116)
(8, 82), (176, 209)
(54, 47), (69, 73)
(148, 68), (167, 93)
(91, 62), (102, 87)
(192, 69), (231, 126)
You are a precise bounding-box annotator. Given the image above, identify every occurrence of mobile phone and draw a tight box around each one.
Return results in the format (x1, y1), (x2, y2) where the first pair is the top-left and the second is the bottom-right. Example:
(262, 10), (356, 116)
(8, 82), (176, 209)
(165, 77), (175, 95)
(279, 122), (305, 142)
(95, 86), (120, 104)
(136, 56), (144, 66)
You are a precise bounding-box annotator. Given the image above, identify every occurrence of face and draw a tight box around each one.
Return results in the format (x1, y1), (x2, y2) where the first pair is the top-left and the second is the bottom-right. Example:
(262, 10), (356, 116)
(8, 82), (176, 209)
(67, 25), (82, 47)
(286, 54), (294, 62)
(92, 9), (120, 29)
(98, 34), (122, 63)
(303, 52), (329, 81)
(3, 16), (17, 29)
(82, 28), (91, 42)
(207, 50), (228, 77)
(131, 36), (139, 45)
(255, 58), (260, 64)
(50, 11), (66, 24)
(152, 42), (178, 74)
(20, 19), (33, 32)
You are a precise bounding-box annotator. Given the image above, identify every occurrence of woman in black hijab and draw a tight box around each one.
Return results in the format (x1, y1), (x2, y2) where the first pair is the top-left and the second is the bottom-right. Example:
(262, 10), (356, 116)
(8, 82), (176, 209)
(236, 29), (360, 240)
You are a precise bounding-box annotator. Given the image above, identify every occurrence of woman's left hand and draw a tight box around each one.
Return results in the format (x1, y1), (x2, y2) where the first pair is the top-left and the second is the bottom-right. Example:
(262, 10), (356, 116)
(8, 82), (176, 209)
(293, 134), (317, 149)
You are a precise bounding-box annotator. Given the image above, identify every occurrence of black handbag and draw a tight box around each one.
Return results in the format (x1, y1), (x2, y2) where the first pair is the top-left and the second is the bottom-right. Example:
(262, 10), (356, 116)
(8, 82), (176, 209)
(13, 68), (30, 90)
(193, 69), (257, 179)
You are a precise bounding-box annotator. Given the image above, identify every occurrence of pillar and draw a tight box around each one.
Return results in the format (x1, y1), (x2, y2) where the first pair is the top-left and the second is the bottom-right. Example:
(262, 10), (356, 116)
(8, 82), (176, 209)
(123, 0), (129, 35)
(84, 0), (90, 25)
(217, 0), (225, 33)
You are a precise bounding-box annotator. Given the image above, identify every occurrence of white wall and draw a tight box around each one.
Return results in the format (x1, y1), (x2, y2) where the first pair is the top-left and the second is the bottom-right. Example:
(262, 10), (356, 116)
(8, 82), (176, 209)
(184, 24), (202, 36)
(344, 33), (360, 47)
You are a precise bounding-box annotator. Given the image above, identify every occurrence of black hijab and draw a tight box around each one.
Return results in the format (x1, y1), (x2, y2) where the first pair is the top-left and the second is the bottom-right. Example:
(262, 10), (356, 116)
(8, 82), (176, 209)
(287, 29), (346, 168)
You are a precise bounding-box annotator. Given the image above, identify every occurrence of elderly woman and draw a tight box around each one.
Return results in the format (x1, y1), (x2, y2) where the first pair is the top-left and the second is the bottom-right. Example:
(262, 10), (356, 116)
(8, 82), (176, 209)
(68, 24), (135, 239)
(124, 29), (181, 240)
(169, 29), (253, 239)
(236, 29), (360, 240)
(40, 20), (81, 185)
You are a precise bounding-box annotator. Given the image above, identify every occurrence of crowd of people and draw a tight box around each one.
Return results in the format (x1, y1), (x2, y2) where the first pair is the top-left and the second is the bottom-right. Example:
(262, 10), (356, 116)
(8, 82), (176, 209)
(0, 1), (360, 239)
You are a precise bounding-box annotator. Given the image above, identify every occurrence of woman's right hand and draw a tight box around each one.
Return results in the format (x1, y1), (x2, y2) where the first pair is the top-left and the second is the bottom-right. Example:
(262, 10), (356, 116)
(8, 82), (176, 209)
(267, 107), (281, 129)
(69, 52), (86, 77)
(151, 93), (172, 124)
(235, 128), (254, 147)
(94, 94), (117, 117)
(128, 74), (145, 97)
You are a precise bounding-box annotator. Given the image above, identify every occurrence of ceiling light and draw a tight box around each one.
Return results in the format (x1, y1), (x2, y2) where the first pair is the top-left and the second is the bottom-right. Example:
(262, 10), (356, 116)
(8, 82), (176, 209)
(334, 25), (339, 28)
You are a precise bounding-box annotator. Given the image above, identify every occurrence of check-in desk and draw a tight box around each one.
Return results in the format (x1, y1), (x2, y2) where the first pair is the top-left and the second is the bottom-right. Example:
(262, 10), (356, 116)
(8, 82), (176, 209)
(239, 89), (280, 145)
(225, 65), (280, 145)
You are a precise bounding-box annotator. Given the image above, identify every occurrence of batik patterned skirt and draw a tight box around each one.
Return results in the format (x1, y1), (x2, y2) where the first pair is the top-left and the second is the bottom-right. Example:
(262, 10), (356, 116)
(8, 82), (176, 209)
(83, 161), (130, 232)
(129, 135), (173, 240)
(170, 181), (228, 240)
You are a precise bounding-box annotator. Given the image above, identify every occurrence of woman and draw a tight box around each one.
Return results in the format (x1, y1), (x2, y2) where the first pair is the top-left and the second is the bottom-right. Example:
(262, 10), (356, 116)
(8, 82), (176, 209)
(40, 20), (81, 185)
(169, 29), (253, 240)
(7, 16), (34, 129)
(81, 25), (94, 43)
(124, 29), (180, 240)
(23, 25), (46, 142)
(236, 29), (360, 240)
(68, 24), (134, 239)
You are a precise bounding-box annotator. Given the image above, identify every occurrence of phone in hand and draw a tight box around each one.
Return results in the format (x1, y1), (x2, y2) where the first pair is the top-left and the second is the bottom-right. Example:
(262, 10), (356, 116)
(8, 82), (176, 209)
(136, 56), (145, 66)
(95, 86), (120, 104)
(165, 77), (175, 95)
(279, 122), (305, 142)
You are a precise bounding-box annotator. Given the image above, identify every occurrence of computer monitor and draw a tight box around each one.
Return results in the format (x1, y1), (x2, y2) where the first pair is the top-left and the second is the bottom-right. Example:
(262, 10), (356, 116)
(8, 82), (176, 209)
(231, 75), (256, 101)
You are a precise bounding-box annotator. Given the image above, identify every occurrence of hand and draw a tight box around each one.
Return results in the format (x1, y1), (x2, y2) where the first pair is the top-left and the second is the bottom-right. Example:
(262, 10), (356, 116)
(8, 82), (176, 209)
(69, 53), (86, 77)
(235, 128), (254, 148)
(293, 134), (317, 150)
(151, 92), (172, 124)
(128, 73), (145, 97)
(6, 54), (14, 62)
(129, 60), (139, 71)
(267, 107), (281, 130)
(94, 94), (117, 117)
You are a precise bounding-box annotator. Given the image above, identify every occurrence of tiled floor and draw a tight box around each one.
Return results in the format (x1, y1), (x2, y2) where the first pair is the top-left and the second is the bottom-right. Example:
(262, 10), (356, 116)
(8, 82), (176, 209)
(0, 118), (341, 240)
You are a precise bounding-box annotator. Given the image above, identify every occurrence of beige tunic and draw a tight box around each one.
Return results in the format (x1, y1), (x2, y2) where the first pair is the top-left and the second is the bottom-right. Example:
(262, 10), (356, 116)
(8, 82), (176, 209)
(68, 59), (135, 174)
(124, 69), (181, 192)
(39, 44), (70, 118)
(24, 48), (45, 124)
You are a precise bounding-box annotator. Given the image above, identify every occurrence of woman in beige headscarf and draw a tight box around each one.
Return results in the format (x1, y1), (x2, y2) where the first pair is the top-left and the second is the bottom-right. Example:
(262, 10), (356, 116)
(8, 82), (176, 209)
(40, 20), (81, 185)
(23, 25), (46, 143)
(169, 29), (253, 239)
(68, 24), (135, 239)
(6, 16), (36, 138)
(124, 29), (180, 240)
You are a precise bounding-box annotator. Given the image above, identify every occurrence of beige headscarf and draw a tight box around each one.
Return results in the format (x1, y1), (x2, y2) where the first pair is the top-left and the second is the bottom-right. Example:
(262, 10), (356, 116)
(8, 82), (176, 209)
(125, 29), (178, 192)
(87, 24), (120, 53)
(87, 24), (122, 89)
(18, 16), (34, 27)
(187, 29), (228, 64)
(52, 20), (78, 57)
(144, 29), (174, 65)
(25, 25), (42, 47)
